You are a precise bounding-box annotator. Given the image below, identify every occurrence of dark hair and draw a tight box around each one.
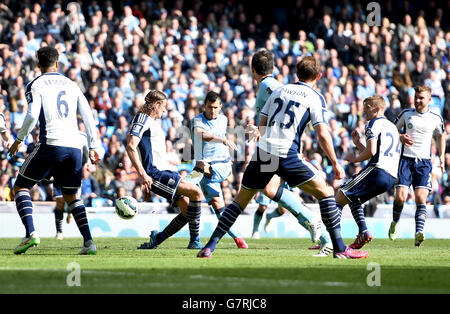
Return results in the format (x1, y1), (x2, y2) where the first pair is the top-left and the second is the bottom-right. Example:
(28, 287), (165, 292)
(251, 49), (273, 76)
(296, 56), (321, 82)
(204, 91), (220, 105)
(36, 46), (59, 69)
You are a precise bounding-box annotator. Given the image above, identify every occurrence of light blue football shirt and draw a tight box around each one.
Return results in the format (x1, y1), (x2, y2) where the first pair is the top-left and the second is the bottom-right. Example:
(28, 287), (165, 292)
(191, 112), (230, 162)
(255, 76), (283, 124)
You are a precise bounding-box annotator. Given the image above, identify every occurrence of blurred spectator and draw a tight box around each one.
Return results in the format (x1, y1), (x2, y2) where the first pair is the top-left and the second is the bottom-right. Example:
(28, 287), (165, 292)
(80, 163), (101, 207)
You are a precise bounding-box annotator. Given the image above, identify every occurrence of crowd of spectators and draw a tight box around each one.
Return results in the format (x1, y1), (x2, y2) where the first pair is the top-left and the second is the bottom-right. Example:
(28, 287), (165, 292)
(0, 0), (449, 216)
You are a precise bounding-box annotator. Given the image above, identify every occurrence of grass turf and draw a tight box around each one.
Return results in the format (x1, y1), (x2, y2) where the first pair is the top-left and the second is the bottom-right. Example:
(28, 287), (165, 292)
(0, 237), (449, 294)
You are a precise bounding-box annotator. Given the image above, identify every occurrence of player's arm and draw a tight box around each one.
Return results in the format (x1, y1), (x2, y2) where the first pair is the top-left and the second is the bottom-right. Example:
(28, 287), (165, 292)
(126, 134), (153, 193)
(193, 127), (237, 150)
(436, 132), (446, 173)
(435, 121), (446, 172)
(348, 137), (377, 163)
(395, 110), (414, 146)
(8, 87), (42, 157)
(314, 123), (345, 180)
(77, 90), (101, 164)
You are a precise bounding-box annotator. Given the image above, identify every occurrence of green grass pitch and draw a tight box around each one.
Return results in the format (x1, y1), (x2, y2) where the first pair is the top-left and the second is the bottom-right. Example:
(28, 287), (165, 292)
(0, 237), (449, 294)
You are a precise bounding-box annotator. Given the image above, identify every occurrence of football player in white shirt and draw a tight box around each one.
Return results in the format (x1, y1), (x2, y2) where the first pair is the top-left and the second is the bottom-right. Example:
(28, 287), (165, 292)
(198, 56), (368, 259)
(335, 95), (401, 249)
(389, 85), (446, 246)
(8, 46), (101, 255)
(126, 90), (204, 250)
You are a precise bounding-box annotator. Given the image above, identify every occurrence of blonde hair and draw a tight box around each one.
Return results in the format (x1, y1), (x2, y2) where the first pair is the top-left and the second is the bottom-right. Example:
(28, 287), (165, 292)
(139, 90), (168, 115)
(363, 95), (386, 111)
(414, 85), (431, 95)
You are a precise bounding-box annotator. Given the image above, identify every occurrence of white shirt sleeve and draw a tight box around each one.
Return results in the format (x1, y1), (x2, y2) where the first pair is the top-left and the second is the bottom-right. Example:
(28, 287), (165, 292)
(17, 85), (42, 142)
(310, 94), (328, 127)
(77, 87), (100, 149)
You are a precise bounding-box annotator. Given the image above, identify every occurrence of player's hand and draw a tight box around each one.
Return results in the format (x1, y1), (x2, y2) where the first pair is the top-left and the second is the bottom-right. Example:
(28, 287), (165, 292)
(223, 138), (238, 151)
(7, 140), (21, 158)
(140, 173), (153, 193)
(351, 129), (361, 144)
(343, 152), (356, 163)
(332, 163), (346, 180)
(89, 149), (101, 164)
(400, 134), (414, 146)
(245, 125), (261, 143)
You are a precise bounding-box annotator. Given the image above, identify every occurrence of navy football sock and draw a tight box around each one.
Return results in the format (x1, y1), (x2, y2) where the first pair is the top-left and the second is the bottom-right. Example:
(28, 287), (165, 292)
(54, 207), (64, 233)
(69, 200), (93, 244)
(252, 209), (264, 233)
(159, 213), (188, 244)
(187, 200), (202, 242)
(392, 201), (404, 223)
(215, 207), (239, 239)
(205, 202), (243, 251)
(319, 196), (346, 252)
(15, 190), (35, 238)
(415, 204), (427, 233)
(350, 202), (368, 234)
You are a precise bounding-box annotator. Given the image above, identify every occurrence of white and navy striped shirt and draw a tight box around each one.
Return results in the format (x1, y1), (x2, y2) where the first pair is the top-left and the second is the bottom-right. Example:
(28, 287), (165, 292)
(258, 81), (328, 158)
(129, 112), (168, 175)
(18, 72), (100, 150)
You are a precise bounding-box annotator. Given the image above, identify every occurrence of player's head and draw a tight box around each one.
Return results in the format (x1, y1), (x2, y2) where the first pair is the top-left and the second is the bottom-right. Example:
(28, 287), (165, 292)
(203, 91), (222, 120)
(251, 49), (274, 78)
(363, 95), (386, 119)
(36, 46), (59, 71)
(413, 85), (431, 112)
(141, 90), (168, 118)
(296, 56), (321, 83)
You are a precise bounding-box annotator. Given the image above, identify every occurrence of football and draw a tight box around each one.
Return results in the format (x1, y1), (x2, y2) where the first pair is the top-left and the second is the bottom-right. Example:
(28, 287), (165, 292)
(115, 196), (139, 220)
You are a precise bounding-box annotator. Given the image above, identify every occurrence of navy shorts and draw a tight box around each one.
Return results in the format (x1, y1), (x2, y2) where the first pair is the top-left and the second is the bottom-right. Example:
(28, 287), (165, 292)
(151, 169), (182, 202)
(53, 186), (63, 198)
(340, 166), (396, 203)
(15, 144), (82, 195)
(396, 156), (432, 191)
(241, 148), (319, 190)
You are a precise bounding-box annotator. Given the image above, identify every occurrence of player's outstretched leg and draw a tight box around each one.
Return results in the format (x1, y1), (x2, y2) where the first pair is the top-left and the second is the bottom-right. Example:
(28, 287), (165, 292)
(197, 201), (244, 258)
(187, 200), (202, 248)
(67, 200), (96, 255)
(318, 197), (368, 259)
(14, 190), (40, 255)
(139, 213), (189, 249)
(54, 206), (64, 240)
(264, 206), (283, 232)
(252, 204), (266, 239)
(389, 201), (404, 240)
(270, 187), (322, 243)
(213, 207), (248, 249)
(349, 202), (373, 249)
(415, 204), (427, 247)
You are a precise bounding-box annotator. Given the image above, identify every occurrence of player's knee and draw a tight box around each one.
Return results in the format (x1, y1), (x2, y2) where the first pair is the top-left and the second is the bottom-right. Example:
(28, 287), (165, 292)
(262, 186), (276, 199)
(191, 185), (203, 201)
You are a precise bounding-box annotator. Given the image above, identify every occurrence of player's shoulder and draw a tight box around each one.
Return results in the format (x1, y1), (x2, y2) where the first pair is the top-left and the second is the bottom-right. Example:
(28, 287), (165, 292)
(132, 112), (150, 125)
(427, 110), (444, 123)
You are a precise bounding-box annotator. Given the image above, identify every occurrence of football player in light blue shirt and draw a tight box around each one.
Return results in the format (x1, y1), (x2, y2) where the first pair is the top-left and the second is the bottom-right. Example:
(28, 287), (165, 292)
(188, 91), (248, 249)
(248, 49), (332, 256)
